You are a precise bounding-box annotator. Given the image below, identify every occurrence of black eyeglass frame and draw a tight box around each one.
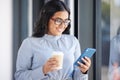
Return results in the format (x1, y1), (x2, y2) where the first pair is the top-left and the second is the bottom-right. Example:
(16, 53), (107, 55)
(51, 18), (71, 26)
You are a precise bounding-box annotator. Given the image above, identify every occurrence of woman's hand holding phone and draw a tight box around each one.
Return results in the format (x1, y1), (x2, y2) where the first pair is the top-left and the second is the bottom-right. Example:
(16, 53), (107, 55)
(74, 48), (96, 73)
(77, 56), (91, 74)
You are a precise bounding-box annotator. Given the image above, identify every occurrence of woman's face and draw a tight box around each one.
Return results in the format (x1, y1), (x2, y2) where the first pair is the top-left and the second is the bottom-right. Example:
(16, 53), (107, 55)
(48, 11), (70, 36)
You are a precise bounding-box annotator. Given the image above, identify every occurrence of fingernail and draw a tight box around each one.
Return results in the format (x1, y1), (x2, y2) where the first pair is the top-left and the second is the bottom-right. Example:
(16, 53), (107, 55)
(85, 56), (87, 58)
(82, 58), (84, 60)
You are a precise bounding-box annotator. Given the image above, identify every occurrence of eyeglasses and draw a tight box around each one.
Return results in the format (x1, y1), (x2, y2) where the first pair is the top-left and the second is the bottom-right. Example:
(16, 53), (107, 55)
(51, 18), (70, 26)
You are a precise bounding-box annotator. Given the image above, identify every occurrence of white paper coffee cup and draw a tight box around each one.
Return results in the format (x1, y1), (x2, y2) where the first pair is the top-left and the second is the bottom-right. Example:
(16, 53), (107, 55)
(52, 51), (64, 69)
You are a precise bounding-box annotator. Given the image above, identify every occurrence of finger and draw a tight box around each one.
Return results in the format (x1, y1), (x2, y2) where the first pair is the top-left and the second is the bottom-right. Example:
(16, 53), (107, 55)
(47, 59), (59, 67)
(43, 60), (59, 74)
(48, 58), (58, 64)
(47, 62), (57, 70)
(82, 57), (91, 67)
(48, 61), (58, 65)
(81, 58), (89, 66)
(47, 62), (58, 68)
(84, 56), (91, 63)
(49, 57), (58, 61)
(78, 62), (88, 73)
(77, 61), (85, 68)
(81, 57), (88, 63)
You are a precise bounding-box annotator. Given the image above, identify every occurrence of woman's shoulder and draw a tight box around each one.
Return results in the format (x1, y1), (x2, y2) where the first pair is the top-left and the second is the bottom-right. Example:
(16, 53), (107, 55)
(22, 36), (44, 44)
(61, 34), (79, 43)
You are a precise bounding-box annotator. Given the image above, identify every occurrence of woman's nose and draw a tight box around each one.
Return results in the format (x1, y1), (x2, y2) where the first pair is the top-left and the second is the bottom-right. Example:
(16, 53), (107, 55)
(59, 22), (66, 28)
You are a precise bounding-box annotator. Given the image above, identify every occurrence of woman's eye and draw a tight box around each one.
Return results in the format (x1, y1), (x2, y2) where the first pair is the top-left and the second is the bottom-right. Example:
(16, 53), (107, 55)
(56, 19), (62, 23)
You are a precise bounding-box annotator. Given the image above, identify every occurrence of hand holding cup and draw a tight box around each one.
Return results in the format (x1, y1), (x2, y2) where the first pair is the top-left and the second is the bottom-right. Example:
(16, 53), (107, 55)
(43, 51), (64, 74)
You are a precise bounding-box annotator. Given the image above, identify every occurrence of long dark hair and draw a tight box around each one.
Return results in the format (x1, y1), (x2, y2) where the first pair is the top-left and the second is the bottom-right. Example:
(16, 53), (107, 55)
(117, 26), (120, 35)
(32, 0), (71, 37)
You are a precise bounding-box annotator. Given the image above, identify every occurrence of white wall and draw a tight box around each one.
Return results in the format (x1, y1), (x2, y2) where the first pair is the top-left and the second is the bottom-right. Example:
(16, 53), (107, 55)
(28, 0), (33, 37)
(0, 0), (13, 80)
(70, 0), (74, 35)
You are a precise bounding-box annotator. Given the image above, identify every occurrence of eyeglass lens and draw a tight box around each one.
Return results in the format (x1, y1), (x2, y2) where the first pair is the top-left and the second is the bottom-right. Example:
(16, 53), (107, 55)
(53, 18), (70, 26)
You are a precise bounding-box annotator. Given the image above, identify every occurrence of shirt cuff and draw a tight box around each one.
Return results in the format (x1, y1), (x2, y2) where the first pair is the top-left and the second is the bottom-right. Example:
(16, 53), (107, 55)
(31, 66), (47, 80)
(74, 67), (88, 80)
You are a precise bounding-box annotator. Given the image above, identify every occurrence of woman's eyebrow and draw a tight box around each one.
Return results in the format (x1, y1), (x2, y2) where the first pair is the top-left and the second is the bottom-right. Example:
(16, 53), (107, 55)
(52, 16), (68, 19)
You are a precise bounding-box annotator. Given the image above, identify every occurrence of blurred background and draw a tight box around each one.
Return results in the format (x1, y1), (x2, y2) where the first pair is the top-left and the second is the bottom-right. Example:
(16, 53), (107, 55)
(0, 0), (120, 80)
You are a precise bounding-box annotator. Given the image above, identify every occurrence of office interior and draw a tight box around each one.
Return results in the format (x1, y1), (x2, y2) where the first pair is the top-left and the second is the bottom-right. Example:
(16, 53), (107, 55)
(0, 0), (120, 80)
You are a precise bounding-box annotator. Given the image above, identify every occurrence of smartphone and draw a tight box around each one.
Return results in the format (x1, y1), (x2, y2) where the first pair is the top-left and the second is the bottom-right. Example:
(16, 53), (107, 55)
(74, 48), (96, 66)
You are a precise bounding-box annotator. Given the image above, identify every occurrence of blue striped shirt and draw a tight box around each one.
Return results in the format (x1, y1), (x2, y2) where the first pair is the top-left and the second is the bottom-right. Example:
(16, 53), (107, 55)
(15, 34), (88, 80)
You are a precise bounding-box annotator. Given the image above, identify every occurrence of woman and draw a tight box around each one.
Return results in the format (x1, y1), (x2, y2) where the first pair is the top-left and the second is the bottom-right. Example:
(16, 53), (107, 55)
(109, 27), (120, 80)
(15, 0), (91, 80)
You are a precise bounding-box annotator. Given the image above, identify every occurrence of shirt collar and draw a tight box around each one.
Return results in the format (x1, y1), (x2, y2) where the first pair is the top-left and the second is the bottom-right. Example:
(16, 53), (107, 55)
(43, 34), (62, 41)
